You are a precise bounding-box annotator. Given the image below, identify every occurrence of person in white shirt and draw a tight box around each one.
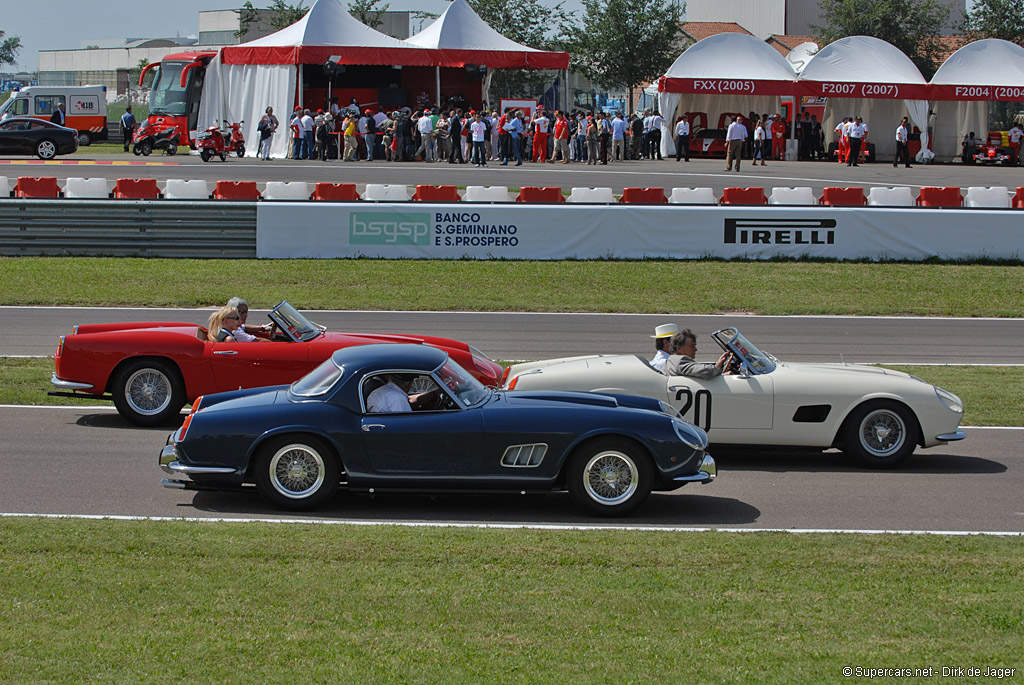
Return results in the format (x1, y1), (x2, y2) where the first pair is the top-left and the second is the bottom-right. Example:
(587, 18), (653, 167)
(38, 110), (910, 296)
(847, 116), (867, 166)
(470, 113), (488, 167)
(647, 111), (664, 159)
(415, 110), (436, 162)
(299, 109), (314, 159)
(674, 114), (690, 162)
(754, 119), (767, 166)
(531, 110), (550, 162)
(224, 297), (270, 342)
(724, 116), (748, 172)
(367, 376), (414, 413)
(894, 116), (911, 168)
(649, 323), (679, 371)
(1009, 123), (1023, 166)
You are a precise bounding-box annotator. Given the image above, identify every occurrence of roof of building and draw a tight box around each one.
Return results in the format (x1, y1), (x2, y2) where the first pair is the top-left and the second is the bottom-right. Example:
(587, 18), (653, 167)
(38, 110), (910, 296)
(766, 35), (817, 56)
(679, 22), (752, 43)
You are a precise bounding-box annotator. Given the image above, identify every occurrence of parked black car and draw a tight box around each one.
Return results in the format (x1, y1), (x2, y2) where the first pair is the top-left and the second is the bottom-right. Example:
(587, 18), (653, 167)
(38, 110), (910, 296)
(0, 116), (79, 159)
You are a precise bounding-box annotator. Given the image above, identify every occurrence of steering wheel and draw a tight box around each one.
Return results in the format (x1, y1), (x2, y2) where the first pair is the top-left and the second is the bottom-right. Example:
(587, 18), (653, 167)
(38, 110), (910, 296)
(724, 352), (742, 374)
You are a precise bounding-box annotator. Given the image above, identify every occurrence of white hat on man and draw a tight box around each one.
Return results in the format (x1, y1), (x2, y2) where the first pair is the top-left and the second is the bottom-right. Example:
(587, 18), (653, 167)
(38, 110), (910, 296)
(651, 323), (680, 338)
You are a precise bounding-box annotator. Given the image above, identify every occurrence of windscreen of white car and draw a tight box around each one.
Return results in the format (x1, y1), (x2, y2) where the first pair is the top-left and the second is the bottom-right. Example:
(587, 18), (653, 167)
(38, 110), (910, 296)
(713, 327), (776, 375)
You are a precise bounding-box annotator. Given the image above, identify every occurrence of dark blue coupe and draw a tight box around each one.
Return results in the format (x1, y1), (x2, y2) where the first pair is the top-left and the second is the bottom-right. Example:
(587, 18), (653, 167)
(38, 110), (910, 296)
(160, 344), (716, 515)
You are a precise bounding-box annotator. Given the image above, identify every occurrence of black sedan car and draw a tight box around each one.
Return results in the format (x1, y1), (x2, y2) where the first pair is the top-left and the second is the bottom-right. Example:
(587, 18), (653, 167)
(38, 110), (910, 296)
(0, 116), (79, 159)
(160, 344), (716, 516)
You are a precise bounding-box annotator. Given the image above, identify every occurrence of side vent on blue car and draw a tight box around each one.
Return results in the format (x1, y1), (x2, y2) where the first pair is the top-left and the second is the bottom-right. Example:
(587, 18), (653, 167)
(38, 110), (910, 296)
(501, 444), (548, 467)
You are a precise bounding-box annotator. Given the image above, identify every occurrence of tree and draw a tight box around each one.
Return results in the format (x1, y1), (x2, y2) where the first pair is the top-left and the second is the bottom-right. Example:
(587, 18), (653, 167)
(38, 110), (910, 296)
(349, 0), (390, 30)
(0, 29), (22, 67)
(962, 0), (1024, 47)
(236, 1), (309, 39)
(564, 0), (683, 113)
(813, 0), (951, 80)
(466, 0), (576, 100)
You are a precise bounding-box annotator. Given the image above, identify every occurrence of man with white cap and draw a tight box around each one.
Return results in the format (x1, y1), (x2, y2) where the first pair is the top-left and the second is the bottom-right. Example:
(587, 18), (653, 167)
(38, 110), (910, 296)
(650, 323), (680, 371)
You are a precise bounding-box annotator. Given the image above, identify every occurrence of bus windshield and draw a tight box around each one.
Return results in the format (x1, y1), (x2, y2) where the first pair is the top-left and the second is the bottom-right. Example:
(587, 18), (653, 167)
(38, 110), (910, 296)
(148, 62), (190, 117)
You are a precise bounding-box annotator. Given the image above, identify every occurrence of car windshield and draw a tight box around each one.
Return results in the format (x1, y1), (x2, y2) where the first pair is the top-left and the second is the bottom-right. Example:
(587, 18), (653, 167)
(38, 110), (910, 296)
(148, 63), (188, 117)
(290, 357), (344, 397)
(712, 327), (776, 375)
(434, 359), (490, 408)
(270, 301), (322, 342)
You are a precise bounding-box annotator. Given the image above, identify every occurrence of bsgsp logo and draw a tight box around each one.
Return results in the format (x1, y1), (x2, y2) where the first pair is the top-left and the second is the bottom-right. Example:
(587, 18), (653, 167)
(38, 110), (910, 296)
(350, 212), (430, 245)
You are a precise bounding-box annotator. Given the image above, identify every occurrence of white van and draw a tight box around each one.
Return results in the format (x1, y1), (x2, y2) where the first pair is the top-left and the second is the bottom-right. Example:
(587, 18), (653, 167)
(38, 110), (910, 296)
(0, 85), (108, 145)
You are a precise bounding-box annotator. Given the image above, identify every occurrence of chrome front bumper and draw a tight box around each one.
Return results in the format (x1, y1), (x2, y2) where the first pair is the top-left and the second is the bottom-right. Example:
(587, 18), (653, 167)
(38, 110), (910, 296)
(159, 444), (239, 476)
(672, 454), (717, 484)
(936, 431), (967, 442)
(51, 372), (93, 391)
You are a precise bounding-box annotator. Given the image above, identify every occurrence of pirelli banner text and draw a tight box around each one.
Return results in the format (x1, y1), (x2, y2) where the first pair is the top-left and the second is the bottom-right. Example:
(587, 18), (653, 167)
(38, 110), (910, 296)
(256, 203), (1024, 261)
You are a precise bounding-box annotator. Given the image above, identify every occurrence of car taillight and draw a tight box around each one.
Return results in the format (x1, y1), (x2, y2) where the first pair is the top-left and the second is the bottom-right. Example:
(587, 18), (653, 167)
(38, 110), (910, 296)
(56, 335), (64, 357)
(179, 396), (203, 440)
(506, 375), (519, 390)
(500, 365), (511, 385)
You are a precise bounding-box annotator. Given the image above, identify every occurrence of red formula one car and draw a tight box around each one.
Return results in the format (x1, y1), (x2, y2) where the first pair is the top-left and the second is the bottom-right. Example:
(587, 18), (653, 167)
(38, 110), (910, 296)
(50, 301), (504, 426)
(970, 133), (1017, 165)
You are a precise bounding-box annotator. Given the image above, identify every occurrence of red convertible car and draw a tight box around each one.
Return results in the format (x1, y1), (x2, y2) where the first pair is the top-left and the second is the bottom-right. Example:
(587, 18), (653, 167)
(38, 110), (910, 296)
(51, 301), (504, 426)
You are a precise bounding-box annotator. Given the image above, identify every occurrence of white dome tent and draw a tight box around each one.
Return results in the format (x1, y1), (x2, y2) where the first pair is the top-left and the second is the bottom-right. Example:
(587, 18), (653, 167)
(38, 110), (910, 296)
(796, 36), (930, 162)
(929, 39), (1024, 161)
(657, 34), (798, 157)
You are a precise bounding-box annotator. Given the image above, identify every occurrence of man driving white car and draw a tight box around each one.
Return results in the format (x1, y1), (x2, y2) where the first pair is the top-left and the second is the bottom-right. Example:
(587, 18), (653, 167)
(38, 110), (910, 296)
(661, 330), (732, 379)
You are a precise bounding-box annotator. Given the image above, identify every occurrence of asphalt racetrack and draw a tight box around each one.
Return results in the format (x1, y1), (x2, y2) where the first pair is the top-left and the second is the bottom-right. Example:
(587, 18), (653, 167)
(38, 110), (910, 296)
(3, 308), (1022, 532)
(3, 156), (1022, 531)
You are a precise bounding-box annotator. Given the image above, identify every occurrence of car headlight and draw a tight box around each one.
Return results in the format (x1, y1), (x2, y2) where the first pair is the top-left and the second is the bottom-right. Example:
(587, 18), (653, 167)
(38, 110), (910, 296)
(673, 418), (708, 450)
(659, 400), (681, 418)
(935, 386), (963, 414)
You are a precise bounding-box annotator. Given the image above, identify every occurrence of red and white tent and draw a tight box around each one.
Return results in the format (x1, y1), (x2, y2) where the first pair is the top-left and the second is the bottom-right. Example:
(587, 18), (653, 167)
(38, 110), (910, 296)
(797, 36), (930, 161)
(405, 0), (569, 70)
(657, 34), (798, 156)
(928, 39), (1024, 159)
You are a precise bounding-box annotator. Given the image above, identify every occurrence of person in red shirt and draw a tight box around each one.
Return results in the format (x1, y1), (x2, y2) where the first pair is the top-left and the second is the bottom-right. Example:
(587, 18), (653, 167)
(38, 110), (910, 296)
(551, 111), (569, 163)
(771, 114), (786, 160)
(532, 109), (550, 163)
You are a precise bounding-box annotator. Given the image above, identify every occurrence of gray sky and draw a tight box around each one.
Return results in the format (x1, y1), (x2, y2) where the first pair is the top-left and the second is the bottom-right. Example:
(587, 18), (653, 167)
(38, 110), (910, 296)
(4, 0), (585, 72)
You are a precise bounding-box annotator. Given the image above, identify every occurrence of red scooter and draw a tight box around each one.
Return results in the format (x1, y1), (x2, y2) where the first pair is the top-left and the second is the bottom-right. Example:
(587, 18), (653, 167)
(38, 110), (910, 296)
(132, 120), (178, 156)
(197, 120), (246, 162)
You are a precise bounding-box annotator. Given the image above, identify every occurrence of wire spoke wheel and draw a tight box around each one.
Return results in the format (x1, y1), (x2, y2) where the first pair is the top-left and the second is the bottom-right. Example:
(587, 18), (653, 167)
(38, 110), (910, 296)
(583, 450), (639, 504)
(858, 409), (906, 457)
(269, 443), (326, 499)
(125, 367), (172, 416)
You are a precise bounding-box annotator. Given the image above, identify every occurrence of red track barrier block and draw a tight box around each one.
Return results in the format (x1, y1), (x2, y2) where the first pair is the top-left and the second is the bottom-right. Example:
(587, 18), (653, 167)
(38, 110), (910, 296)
(819, 187), (866, 206)
(14, 176), (60, 198)
(619, 187), (667, 204)
(1011, 187), (1024, 208)
(213, 181), (261, 200)
(310, 183), (360, 201)
(412, 185), (461, 202)
(515, 186), (565, 203)
(916, 186), (963, 208)
(720, 187), (768, 205)
(113, 178), (160, 199)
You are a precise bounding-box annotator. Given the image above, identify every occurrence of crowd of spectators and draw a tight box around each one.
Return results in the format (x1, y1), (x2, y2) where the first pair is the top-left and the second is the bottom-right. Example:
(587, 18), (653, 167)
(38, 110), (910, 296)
(280, 103), (689, 164)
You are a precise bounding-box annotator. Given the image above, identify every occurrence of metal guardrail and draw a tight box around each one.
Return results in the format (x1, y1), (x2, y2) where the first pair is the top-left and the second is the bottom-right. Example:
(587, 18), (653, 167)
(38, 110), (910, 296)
(0, 199), (257, 257)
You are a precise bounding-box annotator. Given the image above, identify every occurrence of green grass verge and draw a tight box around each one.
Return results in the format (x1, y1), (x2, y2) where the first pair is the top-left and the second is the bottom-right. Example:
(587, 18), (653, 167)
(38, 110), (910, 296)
(1, 520), (1021, 682)
(9, 356), (1021, 425)
(1, 257), (1023, 316)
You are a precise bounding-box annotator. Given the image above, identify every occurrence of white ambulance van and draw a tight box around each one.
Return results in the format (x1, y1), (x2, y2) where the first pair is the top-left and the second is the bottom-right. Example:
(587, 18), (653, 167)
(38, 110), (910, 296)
(0, 85), (109, 145)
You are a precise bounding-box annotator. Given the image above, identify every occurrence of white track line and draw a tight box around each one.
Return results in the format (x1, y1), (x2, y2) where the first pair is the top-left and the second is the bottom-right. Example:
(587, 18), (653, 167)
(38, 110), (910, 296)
(0, 512), (1020, 536)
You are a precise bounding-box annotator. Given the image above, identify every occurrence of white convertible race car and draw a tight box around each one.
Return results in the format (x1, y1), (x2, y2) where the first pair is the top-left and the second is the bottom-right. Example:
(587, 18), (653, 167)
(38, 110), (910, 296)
(503, 327), (966, 468)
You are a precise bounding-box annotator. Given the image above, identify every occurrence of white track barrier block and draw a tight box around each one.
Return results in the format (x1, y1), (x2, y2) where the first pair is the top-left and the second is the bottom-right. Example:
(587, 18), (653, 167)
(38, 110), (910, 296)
(363, 184), (410, 201)
(867, 186), (914, 207)
(965, 186), (1010, 208)
(669, 187), (717, 204)
(64, 177), (109, 198)
(263, 181), (310, 200)
(769, 187), (816, 205)
(463, 185), (511, 202)
(567, 187), (615, 203)
(163, 179), (210, 199)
